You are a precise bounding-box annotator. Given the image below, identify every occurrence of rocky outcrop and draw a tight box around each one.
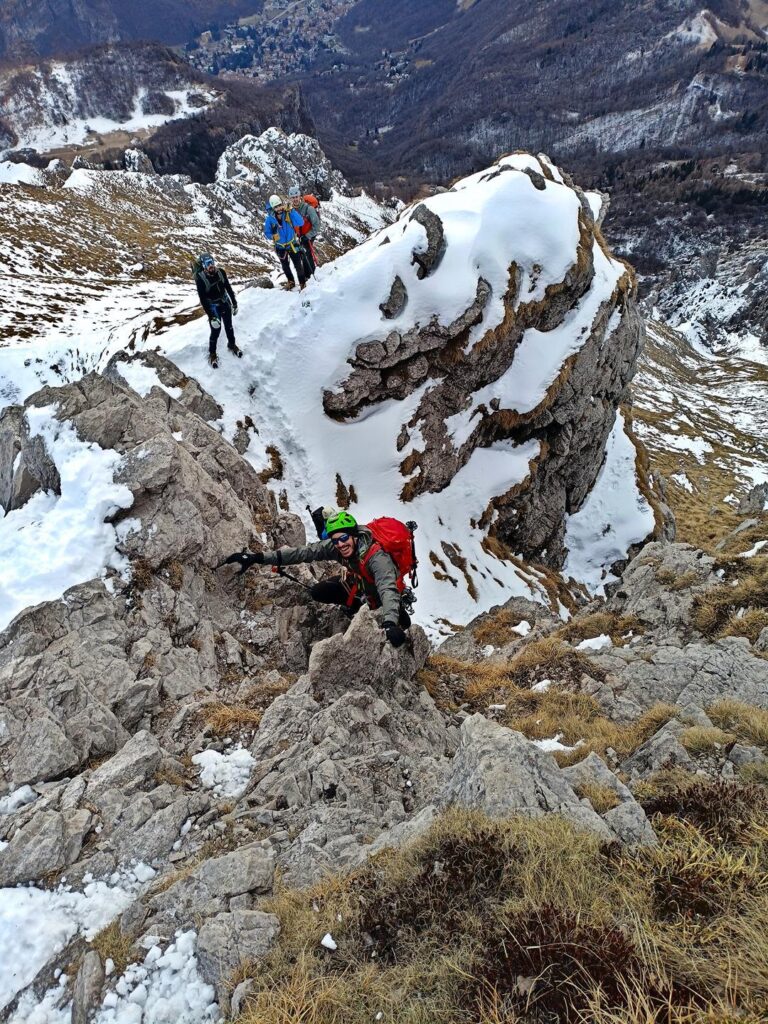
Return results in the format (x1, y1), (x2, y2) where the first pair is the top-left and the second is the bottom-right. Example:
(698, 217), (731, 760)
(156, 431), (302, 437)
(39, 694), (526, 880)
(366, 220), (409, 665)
(0, 356), (665, 1012)
(0, 356), (339, 795)
(215, 126), (351, 200)
(320, 154), (651, 567)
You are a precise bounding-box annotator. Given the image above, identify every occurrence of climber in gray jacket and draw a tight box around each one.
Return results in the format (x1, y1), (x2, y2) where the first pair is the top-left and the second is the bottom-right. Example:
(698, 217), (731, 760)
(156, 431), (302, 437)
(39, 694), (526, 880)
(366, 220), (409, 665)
(222, 510), (409, 647)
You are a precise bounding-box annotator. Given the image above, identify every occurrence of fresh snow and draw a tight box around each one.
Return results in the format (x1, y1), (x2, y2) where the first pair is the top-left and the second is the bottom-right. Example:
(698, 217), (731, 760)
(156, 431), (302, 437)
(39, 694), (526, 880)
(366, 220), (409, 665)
(0, 162), (44, 186)
(320, 933), (338, 951)
(191, 748), (256, 799)
(531, 679), (553, 693)
(531, 734), (580, 753)
(670, 472), (694, 493)
(0, 407), (133, 632)
(663, 433), (713, 463)
(0, 786), (38, 815)
(158, 154), (636, 634)
(564, 412), (656, 594)
(742, 540), (768, 558)
(576, 633), (613, 651)
(0, 867), (154, 1011)
(8, 931), (216, 1024)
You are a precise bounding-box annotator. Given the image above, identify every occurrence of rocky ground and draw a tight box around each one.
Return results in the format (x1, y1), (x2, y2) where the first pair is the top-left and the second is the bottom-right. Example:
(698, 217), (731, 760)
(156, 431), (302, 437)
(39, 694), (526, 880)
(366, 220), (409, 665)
(2, 349), (767, 1022)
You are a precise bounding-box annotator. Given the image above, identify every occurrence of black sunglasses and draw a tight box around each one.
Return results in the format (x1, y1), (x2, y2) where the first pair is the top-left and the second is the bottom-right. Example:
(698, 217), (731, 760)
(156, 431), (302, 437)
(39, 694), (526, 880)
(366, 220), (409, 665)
(330, 534), (352, 545)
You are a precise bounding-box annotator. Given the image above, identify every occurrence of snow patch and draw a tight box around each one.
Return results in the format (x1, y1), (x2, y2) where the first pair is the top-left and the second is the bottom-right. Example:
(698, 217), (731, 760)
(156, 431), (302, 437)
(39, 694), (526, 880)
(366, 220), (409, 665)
(0, 162), (44, 186)
(191, 747), (256, 799)
(0, 866), (154, 1011)
(0, 407), (134, 632)
(115, 362), (182, 401)
(564, 412), (655, 595)
(0, 786), (38, 815)
(575, 634), (613, 652)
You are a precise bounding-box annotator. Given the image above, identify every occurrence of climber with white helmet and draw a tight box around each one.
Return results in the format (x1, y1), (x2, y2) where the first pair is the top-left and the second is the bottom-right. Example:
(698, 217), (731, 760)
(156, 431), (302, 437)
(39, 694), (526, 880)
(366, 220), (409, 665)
(263, 194), (309, 290)
(288, 185), (321, 276)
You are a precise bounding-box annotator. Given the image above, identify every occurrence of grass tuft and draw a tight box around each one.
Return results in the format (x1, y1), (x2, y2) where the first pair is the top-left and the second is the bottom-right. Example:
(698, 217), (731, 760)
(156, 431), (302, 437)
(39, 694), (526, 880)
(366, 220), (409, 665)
(679, 725), (735, 754)
(707, 698), (768, 748)
(200, 701), (263, 736)
(574, 781), (622, 813)
(90, 921), (137, 977)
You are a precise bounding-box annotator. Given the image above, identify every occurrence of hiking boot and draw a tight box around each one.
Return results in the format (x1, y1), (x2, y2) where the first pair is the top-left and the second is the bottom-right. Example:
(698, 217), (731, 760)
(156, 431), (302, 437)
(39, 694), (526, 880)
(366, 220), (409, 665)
(208, 352), (219, 369)
(228, 343), (243, 358)
(284, 280), (296, 291)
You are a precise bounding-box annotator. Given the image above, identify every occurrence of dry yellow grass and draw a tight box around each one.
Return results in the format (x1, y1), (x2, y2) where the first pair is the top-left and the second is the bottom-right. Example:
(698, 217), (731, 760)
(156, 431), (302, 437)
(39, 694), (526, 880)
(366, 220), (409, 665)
(200, 702), (263, 736)
(472, 608), (528, 647)
(693, 560), (768, 640)
(574, 782), (622, 814)
(91, 921), (137, 977)
(557, 611), (643, 647)
(419, 653), (676, 766)
(708, 698), (768, 748)
(680, 726), (735, 754)
(233, 795), (768, 1024)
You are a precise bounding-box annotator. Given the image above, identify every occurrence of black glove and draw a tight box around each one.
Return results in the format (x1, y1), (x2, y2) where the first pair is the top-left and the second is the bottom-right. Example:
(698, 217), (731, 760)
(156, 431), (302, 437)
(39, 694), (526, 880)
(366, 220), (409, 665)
(219, 551), (264, 575)
(383, 622), (407, 648)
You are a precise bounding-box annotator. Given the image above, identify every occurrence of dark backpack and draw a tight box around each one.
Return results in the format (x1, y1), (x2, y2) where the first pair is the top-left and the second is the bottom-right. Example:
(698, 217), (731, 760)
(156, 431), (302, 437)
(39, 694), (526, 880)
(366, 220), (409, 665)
(192, 256), (226, 296)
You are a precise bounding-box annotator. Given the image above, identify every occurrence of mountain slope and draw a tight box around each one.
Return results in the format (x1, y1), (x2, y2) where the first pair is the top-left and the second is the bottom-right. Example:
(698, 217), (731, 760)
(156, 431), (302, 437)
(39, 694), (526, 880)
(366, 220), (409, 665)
(0, 128), (393, 405)
(0, 0), (261, 62)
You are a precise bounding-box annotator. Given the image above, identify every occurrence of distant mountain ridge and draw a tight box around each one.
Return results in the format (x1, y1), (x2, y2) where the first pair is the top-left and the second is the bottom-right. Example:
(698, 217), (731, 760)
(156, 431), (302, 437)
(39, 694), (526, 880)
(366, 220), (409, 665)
(0, 0), (261, 63)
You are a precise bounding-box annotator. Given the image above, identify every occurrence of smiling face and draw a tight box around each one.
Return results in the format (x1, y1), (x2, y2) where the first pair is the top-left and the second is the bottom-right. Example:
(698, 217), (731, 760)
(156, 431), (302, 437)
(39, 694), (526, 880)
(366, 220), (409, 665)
(330, 532), (357, 559)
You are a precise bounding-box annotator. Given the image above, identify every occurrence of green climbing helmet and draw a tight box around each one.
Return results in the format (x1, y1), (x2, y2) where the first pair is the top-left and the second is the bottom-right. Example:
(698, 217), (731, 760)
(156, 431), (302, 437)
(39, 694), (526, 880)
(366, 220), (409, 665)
(324, 510), (358, 536)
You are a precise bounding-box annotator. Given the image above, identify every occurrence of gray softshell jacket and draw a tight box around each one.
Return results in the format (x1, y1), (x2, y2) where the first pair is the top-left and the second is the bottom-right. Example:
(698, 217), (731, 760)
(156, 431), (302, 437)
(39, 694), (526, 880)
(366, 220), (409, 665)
(261, 526), (400, 623)
(296, 200), (320, 240)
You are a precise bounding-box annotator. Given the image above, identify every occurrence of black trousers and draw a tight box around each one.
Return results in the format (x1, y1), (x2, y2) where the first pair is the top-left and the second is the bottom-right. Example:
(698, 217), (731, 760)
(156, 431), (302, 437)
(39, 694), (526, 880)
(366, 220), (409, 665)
(209, 303), (235, 353)
(278, 247), (308, 286)
(301, 237), (316, 275)
(310, 577), (411, 628)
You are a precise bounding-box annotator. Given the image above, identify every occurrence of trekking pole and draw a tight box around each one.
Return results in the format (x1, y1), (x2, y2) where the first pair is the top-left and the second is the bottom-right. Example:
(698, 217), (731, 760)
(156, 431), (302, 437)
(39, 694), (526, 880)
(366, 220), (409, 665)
(271, 565), (313, 591)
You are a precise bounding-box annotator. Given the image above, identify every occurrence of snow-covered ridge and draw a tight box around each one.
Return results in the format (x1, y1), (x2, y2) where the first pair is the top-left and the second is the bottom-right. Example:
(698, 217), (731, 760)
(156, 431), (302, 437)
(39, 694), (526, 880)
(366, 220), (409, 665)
(159, 151), (652, 634)
(0, 128), (395, 405)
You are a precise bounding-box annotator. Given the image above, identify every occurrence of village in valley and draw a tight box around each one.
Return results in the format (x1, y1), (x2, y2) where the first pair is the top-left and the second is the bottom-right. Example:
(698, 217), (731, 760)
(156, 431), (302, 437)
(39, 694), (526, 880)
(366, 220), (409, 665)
(185, 0), (357, 80)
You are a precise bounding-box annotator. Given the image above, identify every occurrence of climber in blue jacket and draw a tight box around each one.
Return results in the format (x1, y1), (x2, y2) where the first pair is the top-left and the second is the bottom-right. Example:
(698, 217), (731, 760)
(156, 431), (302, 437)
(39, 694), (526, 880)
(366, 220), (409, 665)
(263, 194), (310, 290)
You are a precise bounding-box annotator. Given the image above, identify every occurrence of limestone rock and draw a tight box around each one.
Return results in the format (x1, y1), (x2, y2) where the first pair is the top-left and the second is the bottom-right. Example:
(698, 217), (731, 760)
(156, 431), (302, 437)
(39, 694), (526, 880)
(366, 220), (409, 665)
(728, 743), (766, 768)
(607, 543), (720, 639)
(71, 950), (105, 1024)
(0, 810), (66, 886)
(149, 843), (276, 925)
(86, 731), (162, 797)
(409, 204), (446, 279)
(379, 274), (408, 319)
(621, 728), (693, 780)
(439, 715), (612, 838)
(197, 910), (280, 1001)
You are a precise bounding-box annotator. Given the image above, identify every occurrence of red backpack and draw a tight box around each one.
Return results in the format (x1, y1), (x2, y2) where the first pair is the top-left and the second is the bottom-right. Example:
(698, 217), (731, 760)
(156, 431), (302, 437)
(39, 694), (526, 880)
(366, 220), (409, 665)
(359, 518), (418, 593)
(297, 195), (320, 236)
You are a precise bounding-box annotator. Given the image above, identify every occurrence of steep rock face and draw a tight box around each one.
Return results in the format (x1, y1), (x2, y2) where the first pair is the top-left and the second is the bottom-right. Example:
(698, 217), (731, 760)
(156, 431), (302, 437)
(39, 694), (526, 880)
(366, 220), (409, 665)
(0, 355), (338, 794)
(321, 154), (646, 567)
